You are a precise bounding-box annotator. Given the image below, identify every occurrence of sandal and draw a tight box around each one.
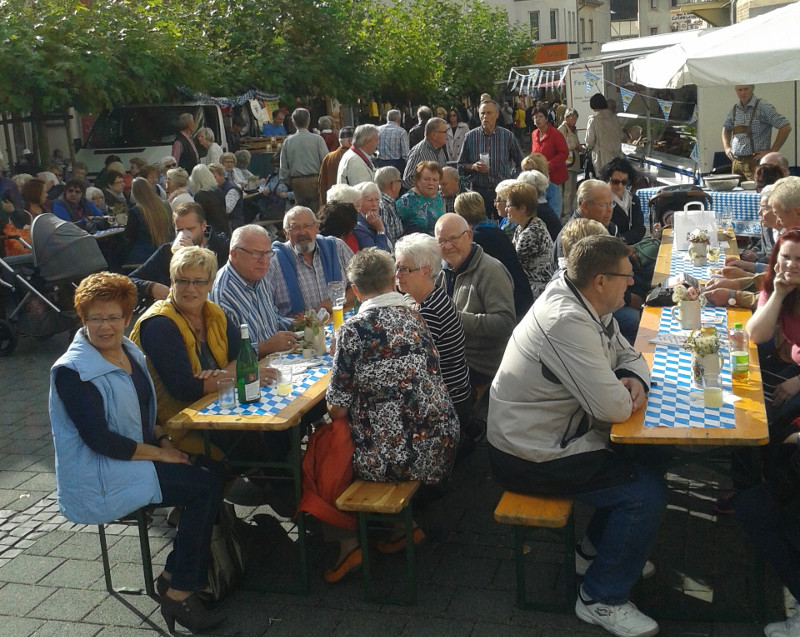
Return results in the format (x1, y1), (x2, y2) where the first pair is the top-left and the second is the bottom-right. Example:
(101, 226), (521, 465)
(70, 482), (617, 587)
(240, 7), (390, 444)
(323, 547), (362, 583)
(376, 527), (425, 555)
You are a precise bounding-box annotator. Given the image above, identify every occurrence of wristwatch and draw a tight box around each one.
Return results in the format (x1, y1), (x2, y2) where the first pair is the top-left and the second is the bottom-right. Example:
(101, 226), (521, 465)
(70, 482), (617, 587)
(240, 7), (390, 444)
(156, 433), (173, 444)
(727, 289), (737, 306)
(377, 231), (386, 236)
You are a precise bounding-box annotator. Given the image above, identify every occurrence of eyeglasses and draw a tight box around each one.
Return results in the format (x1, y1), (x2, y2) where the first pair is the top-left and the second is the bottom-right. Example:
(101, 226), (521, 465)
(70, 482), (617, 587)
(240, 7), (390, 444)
(173, 278), (210, 288)
(601, 272), (634, 280)
(287, 223), (318, 233)
(85, 314), (126, 327)
(395, 266), (421, 275)
(589, 200), (614, 208)
(609, 179), (629, 186)
(237, 246), (274, 260)
(436, 229), (468, 247)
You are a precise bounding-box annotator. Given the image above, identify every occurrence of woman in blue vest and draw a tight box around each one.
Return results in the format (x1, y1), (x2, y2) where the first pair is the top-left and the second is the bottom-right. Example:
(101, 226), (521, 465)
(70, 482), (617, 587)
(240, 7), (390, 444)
(49, 272), (226, 634)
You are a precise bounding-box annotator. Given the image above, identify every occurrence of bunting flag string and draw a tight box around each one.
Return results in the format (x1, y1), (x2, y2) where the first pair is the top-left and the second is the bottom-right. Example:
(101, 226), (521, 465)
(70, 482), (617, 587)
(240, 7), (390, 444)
(657, 98), (673, 121)
(177, 87), (280, 107)
(620, 87), (635, 112)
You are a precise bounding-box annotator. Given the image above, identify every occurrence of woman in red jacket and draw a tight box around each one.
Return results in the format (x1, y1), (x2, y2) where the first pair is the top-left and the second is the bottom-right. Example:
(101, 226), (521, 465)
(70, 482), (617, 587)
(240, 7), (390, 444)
(530, 108), (569, 188)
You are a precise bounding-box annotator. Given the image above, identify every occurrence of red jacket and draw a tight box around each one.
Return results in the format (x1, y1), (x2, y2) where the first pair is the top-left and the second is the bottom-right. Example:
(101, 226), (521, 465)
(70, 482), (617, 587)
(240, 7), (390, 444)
(531, 125), (569, 185)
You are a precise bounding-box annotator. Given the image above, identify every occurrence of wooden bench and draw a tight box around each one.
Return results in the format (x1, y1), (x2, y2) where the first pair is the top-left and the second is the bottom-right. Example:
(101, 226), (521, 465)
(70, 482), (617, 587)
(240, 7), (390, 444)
(336, 479), (421, 605)
(494, 491), (576, 612)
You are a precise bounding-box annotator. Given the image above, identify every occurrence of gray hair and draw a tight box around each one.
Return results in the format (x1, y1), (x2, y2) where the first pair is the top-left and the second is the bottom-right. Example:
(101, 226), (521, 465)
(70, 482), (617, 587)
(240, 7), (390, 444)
(85, 186), (104, 201)
(166, 167), (189, 189)
(386, 109), (401, 123)
(565, 108), (579, 118)
(567, 235), (630, 289)
(417, 106), (432, 121)
(577, 179), (609, 206)
(346, 247), (395, 295)
(235, 150), (251, 168)
(292, 108), (310, 129)
(160, 156), (176, 171)
(189, 164), (217, 193)
(355, 181), (380, 199)
(230, 224), (269, 250)
(518, 170), (548, 197)
(352, 124), (379, 148)
(395, 233), (443, 281)
(479, 100), (500, 114)
(326, 184), (362, 206)
(178, 113), (194, 130)
(769, 176), (800, 212)
(375, 166), (401, 190)
(196, 127), (214, 143)
(283, 206), (318, 231)
(424, 117), (446, 136)
(318, 115), (334, 130)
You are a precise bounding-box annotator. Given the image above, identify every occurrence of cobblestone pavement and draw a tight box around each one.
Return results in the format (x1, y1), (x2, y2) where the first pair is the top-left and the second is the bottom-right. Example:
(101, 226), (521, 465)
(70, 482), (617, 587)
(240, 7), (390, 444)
(0, 333), (785, 636)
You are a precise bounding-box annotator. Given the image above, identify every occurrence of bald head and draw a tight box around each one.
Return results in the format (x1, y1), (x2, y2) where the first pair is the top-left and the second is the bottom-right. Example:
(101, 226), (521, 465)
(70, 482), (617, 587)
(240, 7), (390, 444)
(434, 213), (472, 268)
(760, 152), (790, 176)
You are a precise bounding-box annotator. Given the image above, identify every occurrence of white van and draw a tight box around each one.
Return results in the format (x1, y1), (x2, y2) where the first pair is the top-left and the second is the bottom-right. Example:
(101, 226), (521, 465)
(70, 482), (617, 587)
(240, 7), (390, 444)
(75, 103), (229, 178)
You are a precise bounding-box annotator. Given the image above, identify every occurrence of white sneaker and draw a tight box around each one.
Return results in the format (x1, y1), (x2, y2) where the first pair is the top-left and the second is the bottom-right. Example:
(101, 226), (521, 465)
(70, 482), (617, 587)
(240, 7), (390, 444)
(575, 547), (656, 579)
(576, 594), (660, 637)
(765, 612), (800, 637)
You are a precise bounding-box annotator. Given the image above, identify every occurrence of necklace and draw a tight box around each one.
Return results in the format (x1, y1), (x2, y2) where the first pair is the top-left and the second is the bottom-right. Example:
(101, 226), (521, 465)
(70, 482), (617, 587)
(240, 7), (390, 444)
(101, 350), (126, 366)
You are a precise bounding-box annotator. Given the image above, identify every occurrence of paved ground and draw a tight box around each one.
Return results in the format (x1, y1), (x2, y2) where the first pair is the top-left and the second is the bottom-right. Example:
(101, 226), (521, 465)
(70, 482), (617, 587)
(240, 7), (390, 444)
(0, 331), (789, 636)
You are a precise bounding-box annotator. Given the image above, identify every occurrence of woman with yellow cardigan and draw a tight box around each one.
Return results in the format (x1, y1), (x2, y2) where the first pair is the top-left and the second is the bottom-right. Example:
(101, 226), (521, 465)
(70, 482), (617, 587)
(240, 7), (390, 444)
(130, 246), (274, 457)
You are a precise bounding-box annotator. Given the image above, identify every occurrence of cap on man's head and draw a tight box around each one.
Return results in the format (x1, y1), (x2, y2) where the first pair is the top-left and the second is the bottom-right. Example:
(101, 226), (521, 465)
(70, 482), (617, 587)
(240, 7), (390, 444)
(339, 127), (354, 140)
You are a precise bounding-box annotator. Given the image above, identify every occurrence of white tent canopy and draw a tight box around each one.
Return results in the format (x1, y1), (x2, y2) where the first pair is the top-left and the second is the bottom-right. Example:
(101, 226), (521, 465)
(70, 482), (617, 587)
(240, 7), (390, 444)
(629, 2), (800, 88)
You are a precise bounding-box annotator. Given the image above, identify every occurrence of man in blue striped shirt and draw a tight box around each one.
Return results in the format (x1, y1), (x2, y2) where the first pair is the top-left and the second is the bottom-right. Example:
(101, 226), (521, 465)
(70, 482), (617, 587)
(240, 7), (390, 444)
(210, 224), (298, 356)
(376, 109), (409, 172)
(458, 100), (523, 219)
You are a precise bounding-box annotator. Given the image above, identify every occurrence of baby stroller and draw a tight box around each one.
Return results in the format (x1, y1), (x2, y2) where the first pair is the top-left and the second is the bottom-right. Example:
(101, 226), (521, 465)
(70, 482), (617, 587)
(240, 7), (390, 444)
(648, 185), (713, 230)
(0, 213), (107, 356)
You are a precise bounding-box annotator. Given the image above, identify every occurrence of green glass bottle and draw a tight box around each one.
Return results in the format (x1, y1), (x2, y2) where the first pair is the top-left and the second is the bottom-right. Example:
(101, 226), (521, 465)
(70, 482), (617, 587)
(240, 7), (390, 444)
(236, 323), (260, 404)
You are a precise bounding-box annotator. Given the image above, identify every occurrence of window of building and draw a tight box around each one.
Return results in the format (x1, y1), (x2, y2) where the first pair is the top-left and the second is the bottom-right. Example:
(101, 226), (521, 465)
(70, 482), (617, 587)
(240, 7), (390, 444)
(650, 26), (658, 34)
(651, 0), (658, 8)
(550, 9), (558, 40)
(580, 17), (585, 42)
(589, 18), (594, 42)
(530, 11), (540, 40)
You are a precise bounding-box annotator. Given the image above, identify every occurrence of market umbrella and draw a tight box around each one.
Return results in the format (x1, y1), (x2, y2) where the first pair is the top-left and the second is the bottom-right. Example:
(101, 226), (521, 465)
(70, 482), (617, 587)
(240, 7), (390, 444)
(629, 3), (800, 88)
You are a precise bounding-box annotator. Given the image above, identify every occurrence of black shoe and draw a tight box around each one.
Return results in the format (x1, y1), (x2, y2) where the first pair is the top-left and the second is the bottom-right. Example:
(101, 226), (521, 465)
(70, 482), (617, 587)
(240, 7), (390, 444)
(155, 573), (169, 599)
(160, 593), (225, 634)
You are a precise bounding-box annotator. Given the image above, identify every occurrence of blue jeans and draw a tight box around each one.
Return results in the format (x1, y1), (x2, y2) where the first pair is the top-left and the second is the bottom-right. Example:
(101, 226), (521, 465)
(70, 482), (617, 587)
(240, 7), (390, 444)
(155, 455), (226, 591)
(613, 305), (641, 345)
(576, 464), (668, 605)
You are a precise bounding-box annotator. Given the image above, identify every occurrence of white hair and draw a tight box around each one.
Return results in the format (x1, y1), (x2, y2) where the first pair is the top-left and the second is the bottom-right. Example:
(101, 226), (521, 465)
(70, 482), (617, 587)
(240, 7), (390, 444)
(326, 184), (362, 206)
(517, 170), (549, 197)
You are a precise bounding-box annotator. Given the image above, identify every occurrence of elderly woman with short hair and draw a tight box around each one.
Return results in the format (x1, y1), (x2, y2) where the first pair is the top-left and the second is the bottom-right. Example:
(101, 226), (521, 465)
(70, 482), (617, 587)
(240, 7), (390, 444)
(318, 115), (339, 152)
(323, 248), (460, 582)
(521, 152), (562, 218)
(353, 181), (391, 253)
(395, 233), (472, 433)
(516, 170), (562, 241)
(165, 167), (193, 211)
(505, 182), (554, 300)
(196, 127), (223, 166)
(395, 160), (444, 235)
(50, 272), (226, 633)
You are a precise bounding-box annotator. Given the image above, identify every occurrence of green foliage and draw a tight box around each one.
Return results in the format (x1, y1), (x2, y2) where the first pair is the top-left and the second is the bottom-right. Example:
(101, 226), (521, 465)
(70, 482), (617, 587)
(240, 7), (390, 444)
(0, 0), (534, 113)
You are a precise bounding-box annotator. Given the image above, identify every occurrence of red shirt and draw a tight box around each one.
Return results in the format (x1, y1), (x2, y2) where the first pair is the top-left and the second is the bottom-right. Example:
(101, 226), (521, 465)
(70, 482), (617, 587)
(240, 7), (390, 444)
(530, 125), (569, 185)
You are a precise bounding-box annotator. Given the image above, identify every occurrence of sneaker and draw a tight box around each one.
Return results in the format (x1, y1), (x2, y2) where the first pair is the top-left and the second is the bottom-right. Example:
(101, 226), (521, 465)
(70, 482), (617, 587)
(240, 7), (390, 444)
(713, 490), (739, 515)
(575, 545), (656, 579)
(576, 593), (660, 637)
(765, 612), (800, 637)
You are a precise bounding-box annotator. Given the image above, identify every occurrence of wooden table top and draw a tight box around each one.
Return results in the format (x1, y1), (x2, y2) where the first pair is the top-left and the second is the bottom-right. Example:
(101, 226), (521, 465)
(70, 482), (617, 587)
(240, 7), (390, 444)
(610, 233), (769, 446)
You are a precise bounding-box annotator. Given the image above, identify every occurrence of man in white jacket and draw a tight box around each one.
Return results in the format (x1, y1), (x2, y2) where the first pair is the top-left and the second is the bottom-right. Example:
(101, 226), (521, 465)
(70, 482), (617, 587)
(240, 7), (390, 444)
(488, 235), (666, 637)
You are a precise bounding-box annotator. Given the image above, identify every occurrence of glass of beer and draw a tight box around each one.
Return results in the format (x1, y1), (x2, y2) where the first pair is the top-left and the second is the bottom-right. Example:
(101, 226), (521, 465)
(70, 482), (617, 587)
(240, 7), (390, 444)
(327, 281), (346, 331)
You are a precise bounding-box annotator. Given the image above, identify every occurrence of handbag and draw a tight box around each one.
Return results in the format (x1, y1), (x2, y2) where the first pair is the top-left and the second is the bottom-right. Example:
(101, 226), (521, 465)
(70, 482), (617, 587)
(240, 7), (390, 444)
(200, 502), (245, 603)
(583, 152), (595, 180)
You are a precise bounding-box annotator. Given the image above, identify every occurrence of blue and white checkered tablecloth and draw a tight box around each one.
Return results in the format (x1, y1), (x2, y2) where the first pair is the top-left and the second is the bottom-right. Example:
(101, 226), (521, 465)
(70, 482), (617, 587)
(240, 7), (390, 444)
(644, 346), (736, 429)
(638, 186), (761, 236)
(668, 244), (727, 280)
(200, 353), (333, 416)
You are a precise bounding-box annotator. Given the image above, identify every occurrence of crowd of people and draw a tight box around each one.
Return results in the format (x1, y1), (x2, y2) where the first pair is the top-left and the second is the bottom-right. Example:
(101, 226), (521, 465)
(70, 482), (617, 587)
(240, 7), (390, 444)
(20, 89), (798, 637)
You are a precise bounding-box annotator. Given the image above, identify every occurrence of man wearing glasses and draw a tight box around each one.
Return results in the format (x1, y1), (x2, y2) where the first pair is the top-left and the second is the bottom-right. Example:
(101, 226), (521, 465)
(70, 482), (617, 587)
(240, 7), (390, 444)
(488, 235), (664, 637)
(210, 225), (297, 357)
(552, 179), (617, 268)
(129, 202), (230, 303)
(267, 206), (355, 317)
(434, 213), (515, 390)
(402, 118), (449, 190)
